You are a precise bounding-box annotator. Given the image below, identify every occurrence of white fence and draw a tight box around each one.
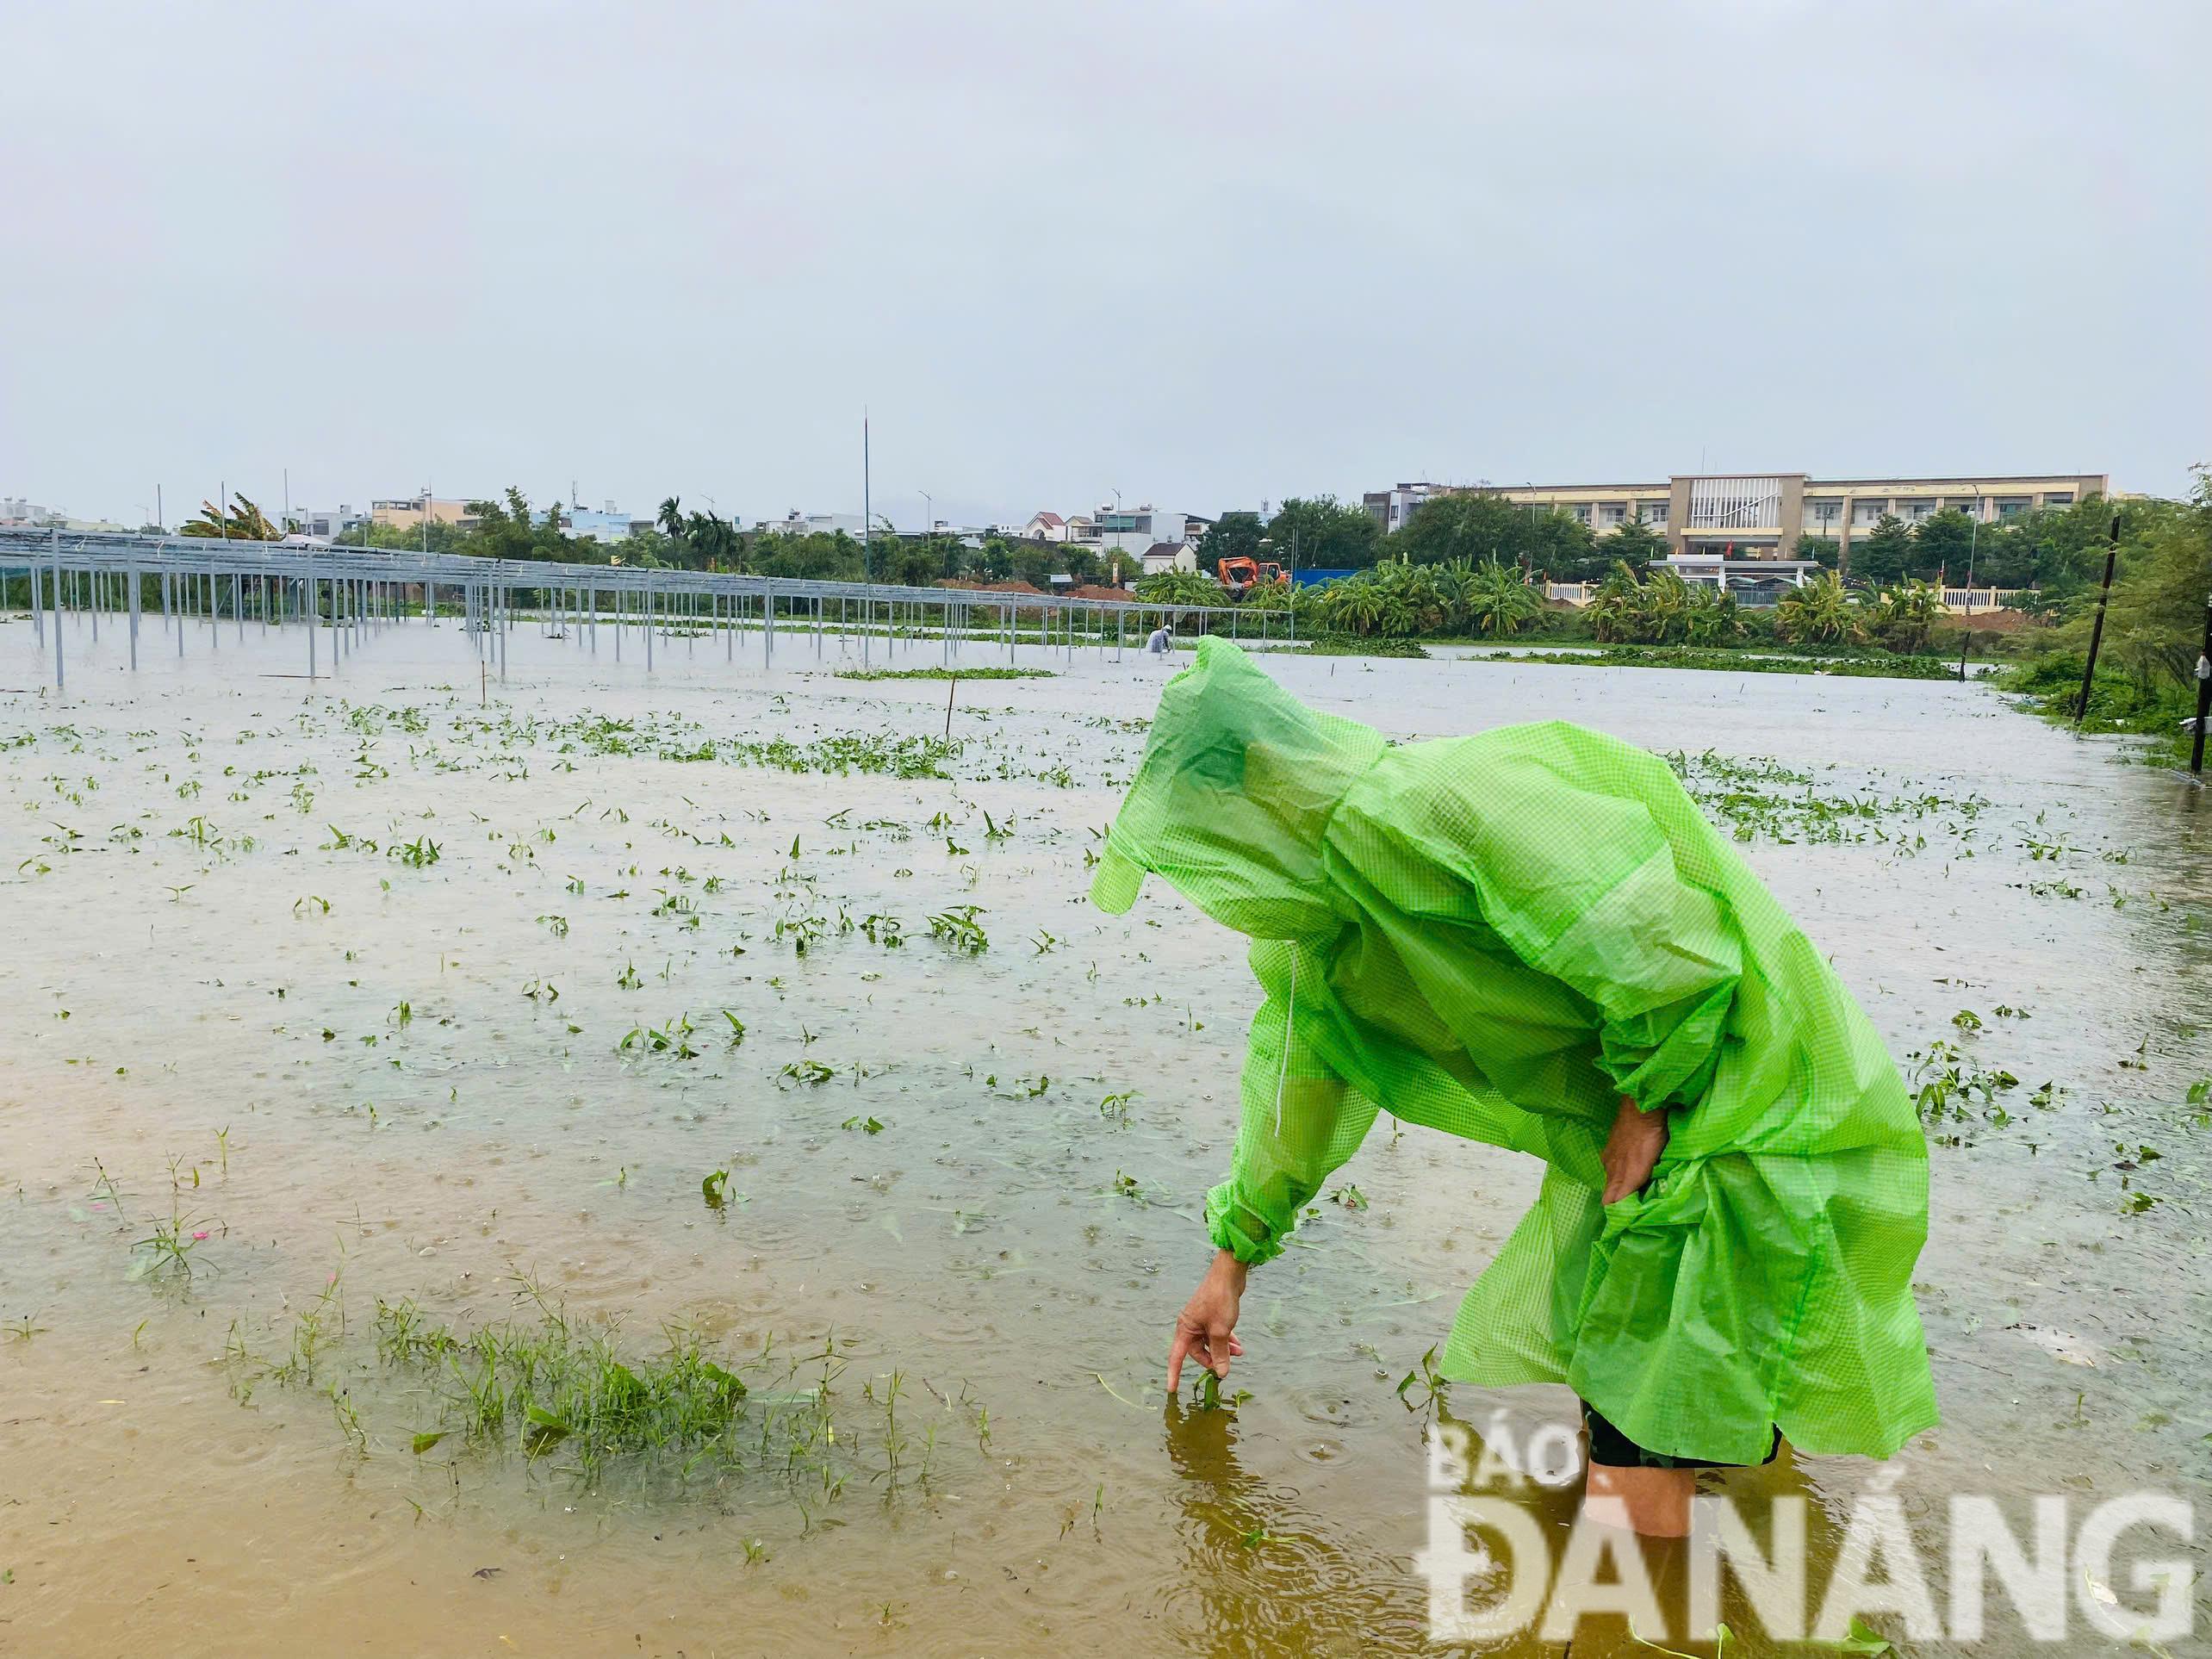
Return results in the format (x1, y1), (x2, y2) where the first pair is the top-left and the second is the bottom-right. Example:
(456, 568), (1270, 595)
(1543, 581), (2030, 612)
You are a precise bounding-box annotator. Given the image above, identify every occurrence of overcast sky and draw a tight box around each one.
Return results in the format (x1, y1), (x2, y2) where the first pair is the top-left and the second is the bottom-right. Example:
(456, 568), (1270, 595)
(3, 2), (2205, 531)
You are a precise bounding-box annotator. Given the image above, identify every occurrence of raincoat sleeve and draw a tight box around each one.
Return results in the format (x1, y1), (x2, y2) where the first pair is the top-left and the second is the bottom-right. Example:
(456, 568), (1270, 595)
(1462, 745), (1743, 1115)
(1206, 940), (1380, 1265)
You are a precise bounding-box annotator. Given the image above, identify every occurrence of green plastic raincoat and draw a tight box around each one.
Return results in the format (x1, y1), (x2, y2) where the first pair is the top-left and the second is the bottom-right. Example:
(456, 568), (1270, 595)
(1093, 640), (1936, 1464)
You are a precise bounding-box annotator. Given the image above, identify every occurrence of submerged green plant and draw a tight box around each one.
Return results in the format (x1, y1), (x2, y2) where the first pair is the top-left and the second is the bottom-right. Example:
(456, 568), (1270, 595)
(388, 834), (442, 868)
(357, 1283), (946, 1501)
(832, 668), (1049, 682)
(926, 905), (990, 954)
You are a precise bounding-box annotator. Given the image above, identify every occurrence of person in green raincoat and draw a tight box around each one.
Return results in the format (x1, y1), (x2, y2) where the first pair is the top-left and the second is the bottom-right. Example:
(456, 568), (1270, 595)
(1093, 639), (1936, 1536)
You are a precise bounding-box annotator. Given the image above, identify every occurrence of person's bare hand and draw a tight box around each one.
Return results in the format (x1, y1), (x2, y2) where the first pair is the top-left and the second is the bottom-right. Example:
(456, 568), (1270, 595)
(1166, 1249), (1248, 1392)
(1601, 1095), (1669, 1204)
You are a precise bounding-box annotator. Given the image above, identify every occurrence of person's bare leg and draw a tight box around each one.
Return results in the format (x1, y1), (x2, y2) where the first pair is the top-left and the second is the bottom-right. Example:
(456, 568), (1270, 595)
(1583, 1461), (1694, 1538)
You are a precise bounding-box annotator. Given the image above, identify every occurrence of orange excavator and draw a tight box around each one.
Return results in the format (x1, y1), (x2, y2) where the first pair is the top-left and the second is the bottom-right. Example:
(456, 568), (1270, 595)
(1216, 556), (1288, 597)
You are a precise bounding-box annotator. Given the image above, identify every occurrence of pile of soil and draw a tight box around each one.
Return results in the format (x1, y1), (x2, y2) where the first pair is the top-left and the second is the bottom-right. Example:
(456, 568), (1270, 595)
(935, 578), (1044, 595)
(1938, 608), (2036, 634)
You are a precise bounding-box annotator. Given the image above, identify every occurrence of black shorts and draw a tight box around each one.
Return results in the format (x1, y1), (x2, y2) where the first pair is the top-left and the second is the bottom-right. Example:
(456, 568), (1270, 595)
(1581, 1398), (1781, 1470)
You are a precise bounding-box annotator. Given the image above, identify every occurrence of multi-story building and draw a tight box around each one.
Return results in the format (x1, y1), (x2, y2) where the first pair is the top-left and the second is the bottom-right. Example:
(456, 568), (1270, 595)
(1, 497), (61, 526)
(752, 510), (867, 539)
(1367, 471), (2109, 563)
(1062, 504), (1212, 556)
(536, 501), (641, 544)
(1362, 482), (1449, 535)
(289, 505), (368, 540)
(371, 494), (481, 531)
(2, 498), (130, 531)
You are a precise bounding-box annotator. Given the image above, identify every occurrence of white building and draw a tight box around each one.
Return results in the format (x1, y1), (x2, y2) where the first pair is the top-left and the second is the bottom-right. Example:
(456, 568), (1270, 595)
(1139, 540), (1201, 575)
(1022, 511), (1069, 543)
(1361, 482), (1450, 535)
(1062, 504), (1212, 557)
(289, 505), (368, 540)
(753, 510), (866, 539)
(1, 497), (59, 526)
(541, 501), (640, 544)
(2, 498), (129, 531)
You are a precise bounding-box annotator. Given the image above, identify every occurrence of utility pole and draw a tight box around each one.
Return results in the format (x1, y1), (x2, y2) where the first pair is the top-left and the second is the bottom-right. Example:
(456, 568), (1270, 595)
(1963, 492), (1979, 615)
(2073, 513), (2123, 725)
(2190, 588), (2212, 780)
(861, 413), (872, 671)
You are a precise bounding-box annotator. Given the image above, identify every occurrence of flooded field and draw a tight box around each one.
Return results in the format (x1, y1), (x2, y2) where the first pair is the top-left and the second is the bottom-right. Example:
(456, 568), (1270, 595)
(3, 612), (2208, 1656)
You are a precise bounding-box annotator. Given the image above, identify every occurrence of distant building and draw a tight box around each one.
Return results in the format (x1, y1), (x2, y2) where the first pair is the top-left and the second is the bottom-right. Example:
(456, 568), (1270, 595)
(1139, 540), (1201, 575)
(1361, 482), (1448, 536)
(1365, 471), (2110, 565)
(753, 509), (866, 539)
(289, 505), (367, 540)
(372, 495), (480, 531)
(1023, 511), (1068, 543)
(1091, 504), (1151, 554)
(1, 497), (59, 526)
(537, 500), (637, 544)
(1060, 504), (1211, 557)
(1, 498), (128, 531)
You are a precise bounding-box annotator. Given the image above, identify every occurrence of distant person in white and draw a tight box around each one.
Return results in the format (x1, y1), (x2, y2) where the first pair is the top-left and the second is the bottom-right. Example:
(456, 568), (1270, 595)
(1146, 621), (1175, 657)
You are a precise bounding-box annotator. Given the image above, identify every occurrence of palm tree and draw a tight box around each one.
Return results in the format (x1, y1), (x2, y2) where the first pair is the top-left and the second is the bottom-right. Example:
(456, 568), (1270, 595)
(657, 496), (684, 540)
(179, 493), (282, 541)
(1314, 563), (1443, 637)
(1586, 562), (1643, 643)
(1463, 559), (1540, 637)
(1685, 584), (1745, 645)
(1318, 577), (1390, 637)
(1632, 568), (1694, 644)
(681, 510), (742, 571)
(1133, 569), (1228, 612)
(1863, 580), (1939, 652)
(1775, 572), (1860, 646)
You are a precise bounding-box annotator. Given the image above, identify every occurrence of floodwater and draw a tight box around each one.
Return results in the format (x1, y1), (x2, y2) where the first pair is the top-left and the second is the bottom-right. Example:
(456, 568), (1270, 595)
(3, 608), (2208, 1657)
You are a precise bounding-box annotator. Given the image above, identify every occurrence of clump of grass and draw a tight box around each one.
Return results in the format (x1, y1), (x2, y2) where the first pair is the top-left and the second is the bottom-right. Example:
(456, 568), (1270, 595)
(927, 904), (989, 954)
(663, 732), (964, 779)
(1489, 643), (1958, 680)
(363, 1281), (947, 1502)
(388, 834), (442, 868)
(122, 1156), (221, 1286)
(1305, 633), (1429, 659)
(618, 1012), (700, 1060)
(833, 667), (1052, 682)
(1665, 748), (1990, 849)
(1909, 1036), (2023, 1146)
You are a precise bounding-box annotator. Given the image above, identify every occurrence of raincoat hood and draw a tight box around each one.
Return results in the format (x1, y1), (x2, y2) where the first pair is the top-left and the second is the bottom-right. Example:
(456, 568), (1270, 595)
(1090, 639), (1386, 938)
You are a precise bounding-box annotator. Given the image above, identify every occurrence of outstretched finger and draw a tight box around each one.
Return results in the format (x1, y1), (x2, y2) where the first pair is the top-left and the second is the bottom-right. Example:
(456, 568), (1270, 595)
(1166, 1327), (1192, 1394)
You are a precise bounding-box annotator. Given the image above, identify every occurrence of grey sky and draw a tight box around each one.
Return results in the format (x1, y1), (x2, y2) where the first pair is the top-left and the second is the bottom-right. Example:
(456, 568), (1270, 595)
(4, 2), (2206, 531)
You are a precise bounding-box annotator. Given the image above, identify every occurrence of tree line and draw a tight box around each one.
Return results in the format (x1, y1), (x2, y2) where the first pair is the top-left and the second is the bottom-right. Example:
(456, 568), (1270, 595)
(289, 488), (1144, 592)
(176, 476), (2203, 707)
(1187, 488), (2158, 603)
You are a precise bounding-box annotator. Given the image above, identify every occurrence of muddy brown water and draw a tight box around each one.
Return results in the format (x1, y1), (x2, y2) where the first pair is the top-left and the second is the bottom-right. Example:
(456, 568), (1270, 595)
(3, 617), (2207, 1656)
